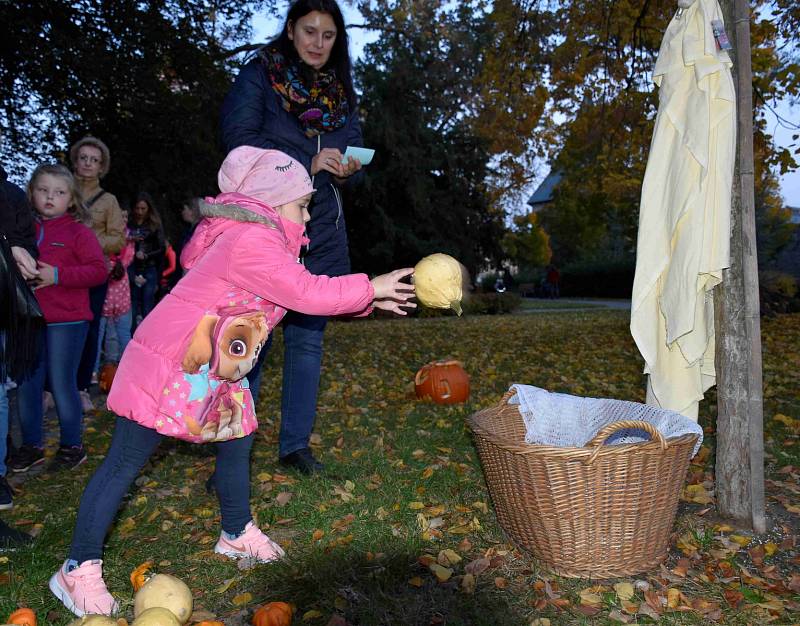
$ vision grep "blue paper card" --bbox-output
[342,146,375,165]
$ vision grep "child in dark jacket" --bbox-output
[9,164,107,474]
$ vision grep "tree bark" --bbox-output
[714,0,766,533]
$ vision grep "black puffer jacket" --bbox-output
[0,166,37,257]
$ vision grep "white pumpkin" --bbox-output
[413,253,467,315]
[133,573,193,624]
[66,616,118,626]
[131,607,182,626]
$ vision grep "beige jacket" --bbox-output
[77,176,126,255]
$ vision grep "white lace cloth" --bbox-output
[509,384,703,456]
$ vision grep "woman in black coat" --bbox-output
[220,0,366,474]
[0,164,37,545]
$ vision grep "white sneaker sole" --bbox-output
[213,542,283,563]
[49,571,118,617]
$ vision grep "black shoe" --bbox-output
[0,477,13,511]
[46,446,88,472]
[8,445,45,473]
[0,519,32,549]
[279,448,324,475]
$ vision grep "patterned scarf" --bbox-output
[260,46,349,138]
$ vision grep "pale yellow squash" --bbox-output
[413,253,467,315]
[133,574,192,624]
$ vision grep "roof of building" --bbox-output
[527,170,563,207]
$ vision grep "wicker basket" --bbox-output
[467,392,698,578]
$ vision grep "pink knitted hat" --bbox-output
[218,146,315,207]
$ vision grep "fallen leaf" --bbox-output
[608,609,631,623]
[429,563,453,582]
[231,592,253,606]
[461,573,476,594]
[529,619,550,626]
[465,557,490,576]
[303,609,324,621]
[275,491,293,506]
[666,588,680,609]
[437,549,462,567]
[312,529,324,541]
[494,577,508,589]
[408,576,424,587]
[614,582,634,601]
[579,589,603,606]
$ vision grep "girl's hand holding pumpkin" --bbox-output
[370,268,416,315]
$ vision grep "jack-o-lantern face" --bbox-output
[414,360,470,404]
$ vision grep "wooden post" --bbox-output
[715,0,766,533]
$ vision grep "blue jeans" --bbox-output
[130,266,158,331]
[94,310,133,370]
[0,384,8,476]
[77,282,108,390]
[17,323,89,448]
[247,311,327,458]
[69,417,254,562]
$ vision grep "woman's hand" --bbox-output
[33,261,56,289]
[370,268,416,315]
[11,246,39,280]
[134,274,146,287]
[333,156,363,184]
[136,250,146,260]
[311,148,346,177]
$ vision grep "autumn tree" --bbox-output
[0,0,274,235]
[515,0,797,268]
[345,0,510,276]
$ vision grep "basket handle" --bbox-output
[499,390,516,405]
[585,420,668,465]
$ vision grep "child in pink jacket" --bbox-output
[50,147,415,616]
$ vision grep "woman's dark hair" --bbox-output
[130,192,162,230]
[271,0,357,108]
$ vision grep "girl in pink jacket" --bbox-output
[10,164,107,476]
[50,147,415,617]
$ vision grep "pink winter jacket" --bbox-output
[107,192,374,443]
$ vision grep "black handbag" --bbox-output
[0,233,44,380]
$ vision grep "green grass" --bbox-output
[2,311,798,625]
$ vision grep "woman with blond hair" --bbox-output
[70,136,126,410]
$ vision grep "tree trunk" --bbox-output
[714,0,766,533]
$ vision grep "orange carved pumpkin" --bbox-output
[98,362,118,394]
[252,602,292,626]
[6,607,36,626]
[414,360,470,404]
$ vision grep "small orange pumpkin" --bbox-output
[129,560,153,591]
[6,607,36,626]
[99,362,118,394]
[252,601,293,626]
[414,360,470,404]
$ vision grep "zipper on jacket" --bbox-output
[332,185,342,230]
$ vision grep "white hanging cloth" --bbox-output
[630,0,736,420]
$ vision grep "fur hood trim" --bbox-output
[199,200,277,228]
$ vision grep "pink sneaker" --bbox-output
[214,521,286,563]
[49,559,119,617]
